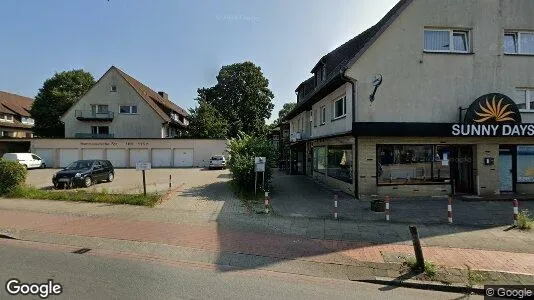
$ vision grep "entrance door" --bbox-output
[499,148,514,192]
[450,145,474,194]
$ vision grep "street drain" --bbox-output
[72,248,91,254]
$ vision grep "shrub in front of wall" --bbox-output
[227,132,276,194]
[0,158,27,194]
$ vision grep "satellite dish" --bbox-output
[372,74,383,87]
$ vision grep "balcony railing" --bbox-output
[75,110,114,121]
[74,133,114,139]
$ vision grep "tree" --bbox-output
[198,62,274,138]
[186,99,229,138]
[30,70,95,137]
[273,102,297,125]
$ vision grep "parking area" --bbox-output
[26,168,228,194]
[271,170,534,227]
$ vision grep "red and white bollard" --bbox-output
[385,195,390,221]
[264,192,270,214]
[513,199,519,226]
[334,194,338,219]
[447,196,453,224]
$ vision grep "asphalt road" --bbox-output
[0,242,481,300]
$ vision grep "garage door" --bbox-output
[106,149,127,168]
[82,149,104,160]
[173,149,194,167]
[129,149,150,167]
[59,149,79,167]
[152,149,172,167]
[34,149,55,168]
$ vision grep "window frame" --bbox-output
[505,31,534,55]
[91,126,110,135]
[517,89,534,112]
[332,96,346,120]
[320,106,326,125]
[313,108,318,127]
[110,85,117,92]
[423,28,471,53]
[119,105,138,115]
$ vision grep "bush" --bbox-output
[517,209,533,230]
[0,159,27,194]
[227,132,276,196]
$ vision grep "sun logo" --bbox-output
[474,95,515,123]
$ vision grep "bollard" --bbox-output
[513,199,519,226]
[169,174,172,190]
[264,191,270,214]
[447,196,453,224]
[334,194,338,220]
[385,195,390,221]
[409,225,425,270]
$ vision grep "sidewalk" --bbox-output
[1,209,534,280]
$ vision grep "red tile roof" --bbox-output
[0,91,33,117]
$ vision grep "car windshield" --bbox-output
[64,160,93,170]
[211,156,224,160]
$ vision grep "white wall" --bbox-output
[62,68,165,138]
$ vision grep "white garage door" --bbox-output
[129,149,150,167]
[152,149,172,167]
[59,149,79,168]
[173,149,194,167]
[34,149,55,168]
[82,149,104,160]
[106,149,127,168]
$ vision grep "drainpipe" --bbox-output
[340,68,358,197]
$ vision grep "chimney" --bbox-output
[158,91,168,100]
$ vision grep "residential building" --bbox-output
[62,66,189,139]
[286,0,534,197]
[0,91,34,138]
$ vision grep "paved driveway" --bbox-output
[271,171,534,227]
[26,168,228,194]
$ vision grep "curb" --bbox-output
[357,277,485,295]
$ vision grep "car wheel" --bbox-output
[83,176,92,188]
[53,182,59,189]
[41,163,46,169]
[108,172,114,182]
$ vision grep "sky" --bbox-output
[0,0,398,123]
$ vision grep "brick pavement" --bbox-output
[1,209,533,275]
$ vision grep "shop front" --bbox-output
[354,93,534,197]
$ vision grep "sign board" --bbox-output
[255,157,266,172]
[136,162,151,171]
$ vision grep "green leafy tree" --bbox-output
[274,102,297,125]
[186,100,229,138]
[198,62,274,138]
[30,70,95,137]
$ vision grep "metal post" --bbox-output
[142,170,147,196]
[169,174,172,190]
[262,171,265,191]
[409,225,425,270]
[254,171,258,196]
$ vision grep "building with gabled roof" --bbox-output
[0,91,34,138]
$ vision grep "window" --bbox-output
[313,109,318,127]
[377,144,451,185]
[0,114,14,122]
[517,146,534,183]
[516,89,534,111]
[327,145,353,183]
[313,147,326,173]
[320,106,326,125]
[91,126,109,135]
[91,105,109,114]
[321,66,326,81]
[504,31,534,54]
[119,105,137,114]
[424,29,470,53]
[21,117,34,125]
[111,85,117,92]
[333,97,346,119]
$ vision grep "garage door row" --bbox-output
[34,148,194,168]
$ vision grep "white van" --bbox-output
[2,153,46,169]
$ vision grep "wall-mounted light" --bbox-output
[369,74,383,102]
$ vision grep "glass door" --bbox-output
[499,148,514,192]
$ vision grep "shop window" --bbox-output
[327,145,352,183]
[517,146,534,183]
[377,144,451,185]
[504,32,534,55]
[313,146,326,174]
[424,29,470,53]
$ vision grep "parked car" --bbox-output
[1,153,45,169]
[208,155,226,170]
[52,160,114,189]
